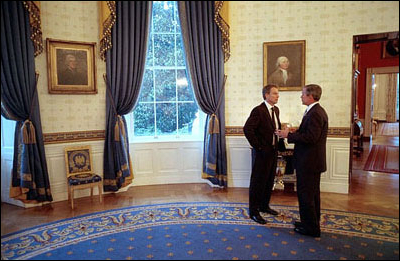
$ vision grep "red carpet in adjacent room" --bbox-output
[363,145,399,174]
[377,122,399,136]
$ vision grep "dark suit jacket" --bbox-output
[243,102,283,151]
[287,103,328,173]
[58,68,88,85]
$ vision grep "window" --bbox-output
[126,1,204,141]
[1,115,15,149]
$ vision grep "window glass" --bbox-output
[155,69,176,102]
[154,34,175,67]
[1,115,15,148]
[133,103,155,136]
[129,1,204,140]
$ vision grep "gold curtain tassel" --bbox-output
[114,118,120,141]
[208,114,220,134]
[114,115,126,141]
[21,120,36,144]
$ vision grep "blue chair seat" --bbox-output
[68,173,102,186]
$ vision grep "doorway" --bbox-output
[350,31,399,183]
[365,67,399,138]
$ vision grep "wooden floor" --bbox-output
[1,123,399,236]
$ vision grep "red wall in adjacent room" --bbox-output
[357,41,398,119]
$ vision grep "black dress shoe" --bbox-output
[260,207,279,216]
[250,214,267,224]
[294,227,320,237]
[294,221,303,228]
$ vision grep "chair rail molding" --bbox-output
[1,135,350,208]
[226,136,350,194]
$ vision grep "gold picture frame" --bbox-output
[46,38,97,94]
[263,40,305,91]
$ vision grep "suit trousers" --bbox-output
[296,170,321,233]
[249,148,278,214]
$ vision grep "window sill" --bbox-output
[130,136,204,144]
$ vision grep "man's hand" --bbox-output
[276,128,290,138]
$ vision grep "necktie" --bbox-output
[271,107,278,146]
[271,107,277,129]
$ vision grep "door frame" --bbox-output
[364,66,399,138]
[350,31,399,183]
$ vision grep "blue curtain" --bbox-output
[1,1,52,202]
[178,1,227,187]
[103,1,152,192]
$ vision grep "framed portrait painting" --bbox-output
[263,40,305,91]
[46,38,97,94]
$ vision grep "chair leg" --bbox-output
[67,185,71,203]
[98,183,102,203]
[70,187,74,209]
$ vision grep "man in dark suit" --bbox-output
[277,84,328,237]
[243,84,285,224]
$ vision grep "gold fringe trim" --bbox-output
[10,184,52,204]
[214,1,230,63]
[122,154,134,187]
[208,114,220,134]
[100,1,116,61]
[206,162,217,171]
[121,163,128,171]
[103,179,117,186]
[114,115,126,141]
[201,172,227,182]
[22,1,43,57]
[21,119,36,144]
[9,186,28,200]
[22,172,33,182]
[115,163,128,179]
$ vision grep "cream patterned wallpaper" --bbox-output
[35,1,106,133]
[225,1,399,127]
[34,2,398,133]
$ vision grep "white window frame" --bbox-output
[127,1,205,143]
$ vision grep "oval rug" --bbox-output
[1,202,398,260]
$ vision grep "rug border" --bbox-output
[2,202,399,260]
[1,202,398,239]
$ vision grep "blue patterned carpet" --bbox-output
[1,202,399,260]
